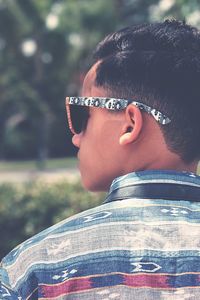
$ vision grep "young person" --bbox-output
[1,19,200,299]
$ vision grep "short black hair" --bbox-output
[93,19,200,163]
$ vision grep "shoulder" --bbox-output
[1,198,133,271]
[1,201,120,293]
[2,203,109,265]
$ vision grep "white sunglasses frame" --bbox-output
[66,96,171,134]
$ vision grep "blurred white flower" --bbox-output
[68,33,84,48]
[46,13,59,30]
[187,10,200,27]
[149,0,175,21]
[21,39,37,57]
[159,0,175,12]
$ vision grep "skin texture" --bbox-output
[72,62,199,192]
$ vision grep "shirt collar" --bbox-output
[105,170,200,204]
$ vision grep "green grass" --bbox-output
[0,157,78,171]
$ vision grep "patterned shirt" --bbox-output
[1,170,200,300]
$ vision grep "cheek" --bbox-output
[79,133,124,191]
[94,122,123,173]
[79,116,124,169]
[100,119,121,150]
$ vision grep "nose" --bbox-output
[72,132,82,148]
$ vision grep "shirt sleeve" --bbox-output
[0,263,21,300]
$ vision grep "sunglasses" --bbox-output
[65,96,171,135]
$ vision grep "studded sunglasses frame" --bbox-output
[66,96,171,135]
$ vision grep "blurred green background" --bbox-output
[0,0,200,259]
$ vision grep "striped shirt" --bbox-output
[1,170,200,299]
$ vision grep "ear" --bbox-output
[119,104,143,145]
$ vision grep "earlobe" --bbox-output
[119,132,133,145]
[119,105,143,146]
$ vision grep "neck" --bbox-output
[121,118,199,177]
[144,155,198,174]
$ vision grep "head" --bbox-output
[68,19,200,191]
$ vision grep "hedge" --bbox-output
[0,180,105,259]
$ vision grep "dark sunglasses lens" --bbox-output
[70,105,89,134]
